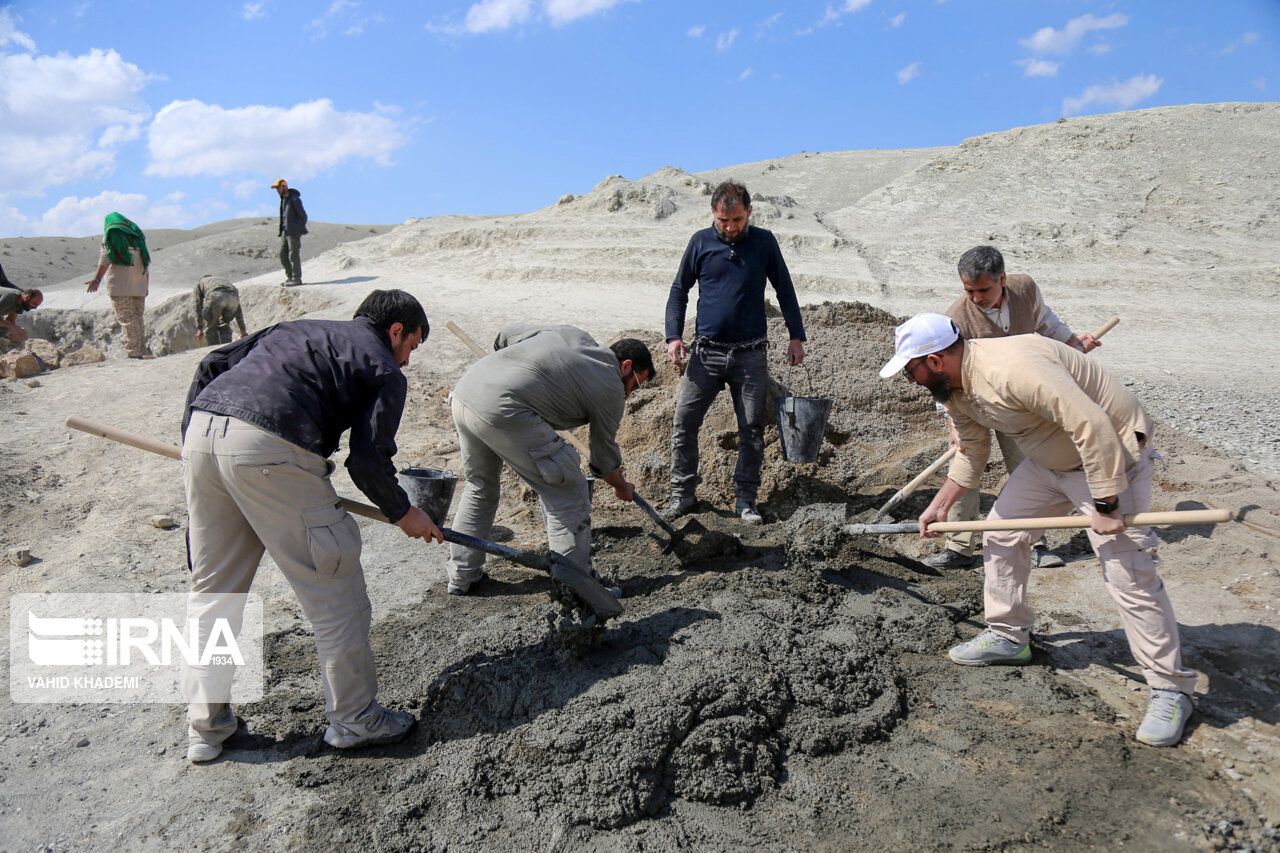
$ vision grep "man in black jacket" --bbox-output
[180,289,440,763]
[272,178,308,286]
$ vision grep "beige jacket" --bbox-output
[945,335,1153,499]
[98,245,149,298]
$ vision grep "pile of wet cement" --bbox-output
[221,301,1267,848]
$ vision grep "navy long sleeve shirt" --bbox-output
[664,225,806,344]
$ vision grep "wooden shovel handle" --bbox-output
[1092,316,1119,339]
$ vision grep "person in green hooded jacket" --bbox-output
[86,212,151,358]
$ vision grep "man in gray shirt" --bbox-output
[193,276,247,345]
[446,324,653,595]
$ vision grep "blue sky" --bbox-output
[1,0,1275,237]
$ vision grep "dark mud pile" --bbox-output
[222,302,1271,850]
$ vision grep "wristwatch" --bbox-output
[1093,498,1119,515]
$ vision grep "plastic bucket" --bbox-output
[396,467,459,523]
[776,395,832,463]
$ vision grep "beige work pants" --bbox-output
[182,412,380,743]
[943,429,1026,556]
[981,446,1197,695]
[110,295,147,357]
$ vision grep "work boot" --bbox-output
[324,704,416,750]
[663,494,696,520]
[1136,689,1193,747]
[1032,544,1065,568]
[922,548,979,570]
[736,501,763,525]
[948,628,1032,666]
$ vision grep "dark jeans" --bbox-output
[279,234,302,282]
[669,342,768,504]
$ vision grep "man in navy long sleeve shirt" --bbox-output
[664,181,806,524]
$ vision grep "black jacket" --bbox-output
[279,188,308,237]
[183,316,411,522]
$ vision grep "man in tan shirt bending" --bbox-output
[881,312,1196,747]
[925,244,1101,571]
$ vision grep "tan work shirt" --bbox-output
[944,335,1153,499]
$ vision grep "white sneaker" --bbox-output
[1136,689,1193,747]
[187,736,222,763]
[948,628,1032,666]
[324,704,416,749]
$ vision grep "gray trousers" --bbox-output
[669,343,768,503]
[448,397,592,587]
[182,412,379,744]
[279,234,302,282]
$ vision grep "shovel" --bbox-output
[846,508,1235,536]
[64,416,623,620]
[871,315,1122,522]
[445,319,683,554]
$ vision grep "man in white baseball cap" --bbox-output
[881,312,1197,748]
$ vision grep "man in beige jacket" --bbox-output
[925,245,1100,570]
[881,312,1196,747]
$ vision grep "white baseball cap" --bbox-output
[879,313,961,378]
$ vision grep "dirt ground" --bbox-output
[1,298,1277,852]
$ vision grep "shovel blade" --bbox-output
[549,555,624,619]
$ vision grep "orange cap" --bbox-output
[271,179,287,188]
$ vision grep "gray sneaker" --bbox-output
[446,572,486,596]
[324,704,416,749]
[1136,689,1193,747]
[736,502,764,525]
[922,549,979,570]
[948,628,1032,666]
[1032,544,1065,568]
[663,494,696,520]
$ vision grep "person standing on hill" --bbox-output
[86,212,151,359]
[922,244,1101,571]
[663,180,806,525]
[194,276,248,345]
[272,178,308,286]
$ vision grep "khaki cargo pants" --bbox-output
[181,412,380,744]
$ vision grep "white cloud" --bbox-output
[1221,32,1260,55]
[465,0,532,33]
[687,24,705,38]
[307,0,369,39]
[716,28,739,52]
[1087,43,1111,55]
[145,99,409,179]
[759,12,783,34]
[888,12,905,28]
[0,46,153,196]
[1018,58,1060,78]
[545,0,632,26]
[22,190,194,238]
[1253,77,1267,92]
[739,68,753,81]
[1019,13,1128,55]
[1061,74,1162,116]
[897,61,921,84]
[0,8,37,51]
[242,3,265,20]
[799,0,871,35]
[233,180,261,200]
